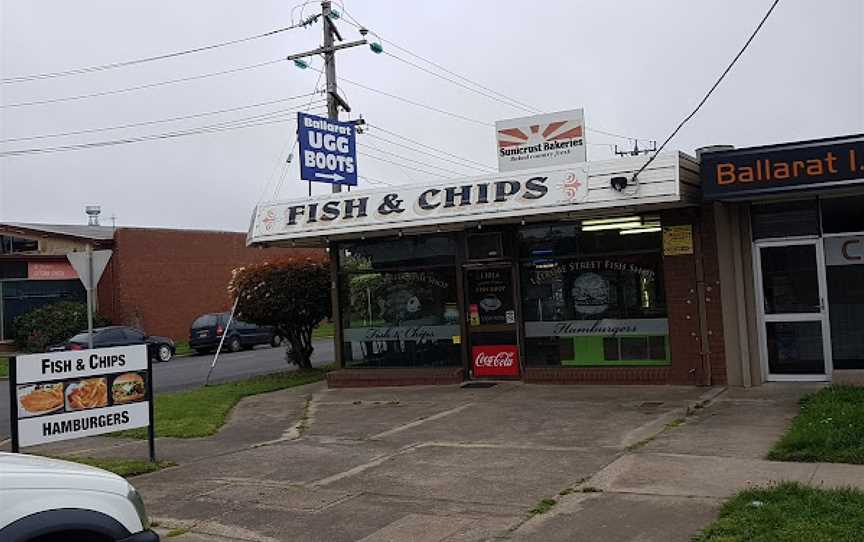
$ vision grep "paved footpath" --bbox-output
[17,382,864,542]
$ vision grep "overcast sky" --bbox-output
[1,0,862,231]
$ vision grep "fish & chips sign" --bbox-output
[251,166,589,244]
[9,345,153,452]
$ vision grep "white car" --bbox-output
[0,453,158,542]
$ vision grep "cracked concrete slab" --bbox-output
[93,381,800,542]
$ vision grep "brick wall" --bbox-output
[660,207,728,386]
[699,204,728,385]
[104,228,324,340]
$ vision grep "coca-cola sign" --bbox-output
[472,345,520,378]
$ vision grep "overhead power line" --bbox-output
[366,123,495,170]
[1,58,286,109]
[359,142,477,177]
[303,67,491,128]
[1,17,319,84]
[363,128,494,172]
[336,9,653,143]
[0,92,320,143]
[382,51,536,114]
[358,151,457,180]
[337,9,540,114]
[631,0,781,182]
[359,174,396,187]
[0,102,326,157]
[364,132,492,173]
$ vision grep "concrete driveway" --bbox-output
[127,382,720,542]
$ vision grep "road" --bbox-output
[0,339,335,442]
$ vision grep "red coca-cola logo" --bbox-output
[472,345,520,377]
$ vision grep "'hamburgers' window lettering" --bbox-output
[519,223,669,367]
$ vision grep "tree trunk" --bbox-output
[283,327,314,369]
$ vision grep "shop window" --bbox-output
[751,200,819,240]
[466,232,503,260]
[827,254,864,370]
[519,221,660,260]
[821,196,864,234]
[340,269,460,368]
[520,223,669,367]
[0,236,38,254]
[339,234,458,271]
[0,262,27,279]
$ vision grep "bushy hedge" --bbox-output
[14,301,110,352]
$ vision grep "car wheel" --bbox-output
[228,336,242,353]
[271,334,283,347]
[157,344,173,362]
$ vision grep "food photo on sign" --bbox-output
[17,383,65,418]
[112,372,147,404]
[65,378,109,411]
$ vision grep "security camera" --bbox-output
[359,27,369,36]
[610,176,628,192]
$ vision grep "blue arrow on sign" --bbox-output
[298,112,358,186]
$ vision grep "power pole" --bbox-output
[322,1,340,194]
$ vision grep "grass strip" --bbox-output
[0,357,8,378]
[173,341,193,357]
[51,456,175,478]
[694,482,864,541]
[312,322,334,339]
[528,498,558,517]
[767,386,864,464]
[115,367,331,439]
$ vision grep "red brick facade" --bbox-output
[97,228,323,341]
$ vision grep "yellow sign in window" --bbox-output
[663,225,694,256]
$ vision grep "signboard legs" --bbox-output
[86,249,95,349]
[9,356,18,453]
[147,354,156,463]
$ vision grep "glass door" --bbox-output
[755,239,831,381]
[464,265,521,379]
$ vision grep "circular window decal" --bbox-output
[571,273,609,315]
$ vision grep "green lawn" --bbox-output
[694,482,864,542]
[173,341,193,357]
[50,456,175,478]
[0,357,8,378]
[767,386,864,464]
[116,367,332,439]
[312,322,334,339]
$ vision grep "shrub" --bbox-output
[229,257,330,369]
[14,301,110,352]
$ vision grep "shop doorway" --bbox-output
[464,265,521,379]
[754,239,831,381]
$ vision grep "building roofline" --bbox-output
[699,132,864,158]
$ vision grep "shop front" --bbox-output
[704,134,864,385]
[249,152,727,387]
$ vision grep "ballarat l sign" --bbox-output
[496,109,587,172]
[298,112,358,186]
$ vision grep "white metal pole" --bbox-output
[205,297,239,386]
[86,248,94,349]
